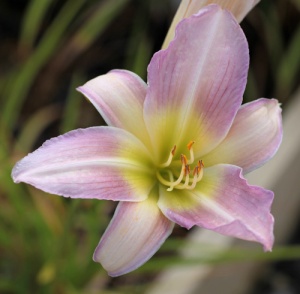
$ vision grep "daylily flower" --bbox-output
[12,5,282,277]
[163,0,261,48]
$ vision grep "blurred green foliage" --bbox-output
[0,0,299,293]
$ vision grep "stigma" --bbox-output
[157,141,204,191]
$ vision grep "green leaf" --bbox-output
[19,0,54,49]
[2,0,86,130]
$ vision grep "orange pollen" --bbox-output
[198,160,204,169]
[181,154,188,165]
[184,165,190,175]
[171,145,177,156]
[187,140,195,150]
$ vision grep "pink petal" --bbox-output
[77,70,151,146]
[158,164,274,251]
[144,5,249,161]
[202,99,282,173]
[93,195,174,276]
[163,1,260,49]
[12,127,154,201]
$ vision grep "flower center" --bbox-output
[156,141,204,191]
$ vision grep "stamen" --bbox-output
[174,165,190,190]
[171,145,177,156]
[156,141,205,192]
[197,160,204,181]
[156,171,173,187]
[185,166,199,190]
[187,141,195,164]
[180,163,203,190]
[181,154,187,165]
[167,154,187,191]
[198,160,204,168]
[166,170,174,183]
[159,145,176,168]
[193,165,199,176]
[187,141,195,150]
[183,171,190,188]
[185,164,190,175]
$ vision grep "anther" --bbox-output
[187,141,195,150]
[184,165,190,175]
[171,145,176,156]
[181,154,187,164]
[187,141,195,164]
[197,160,204,181]
[198,160,204,169]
